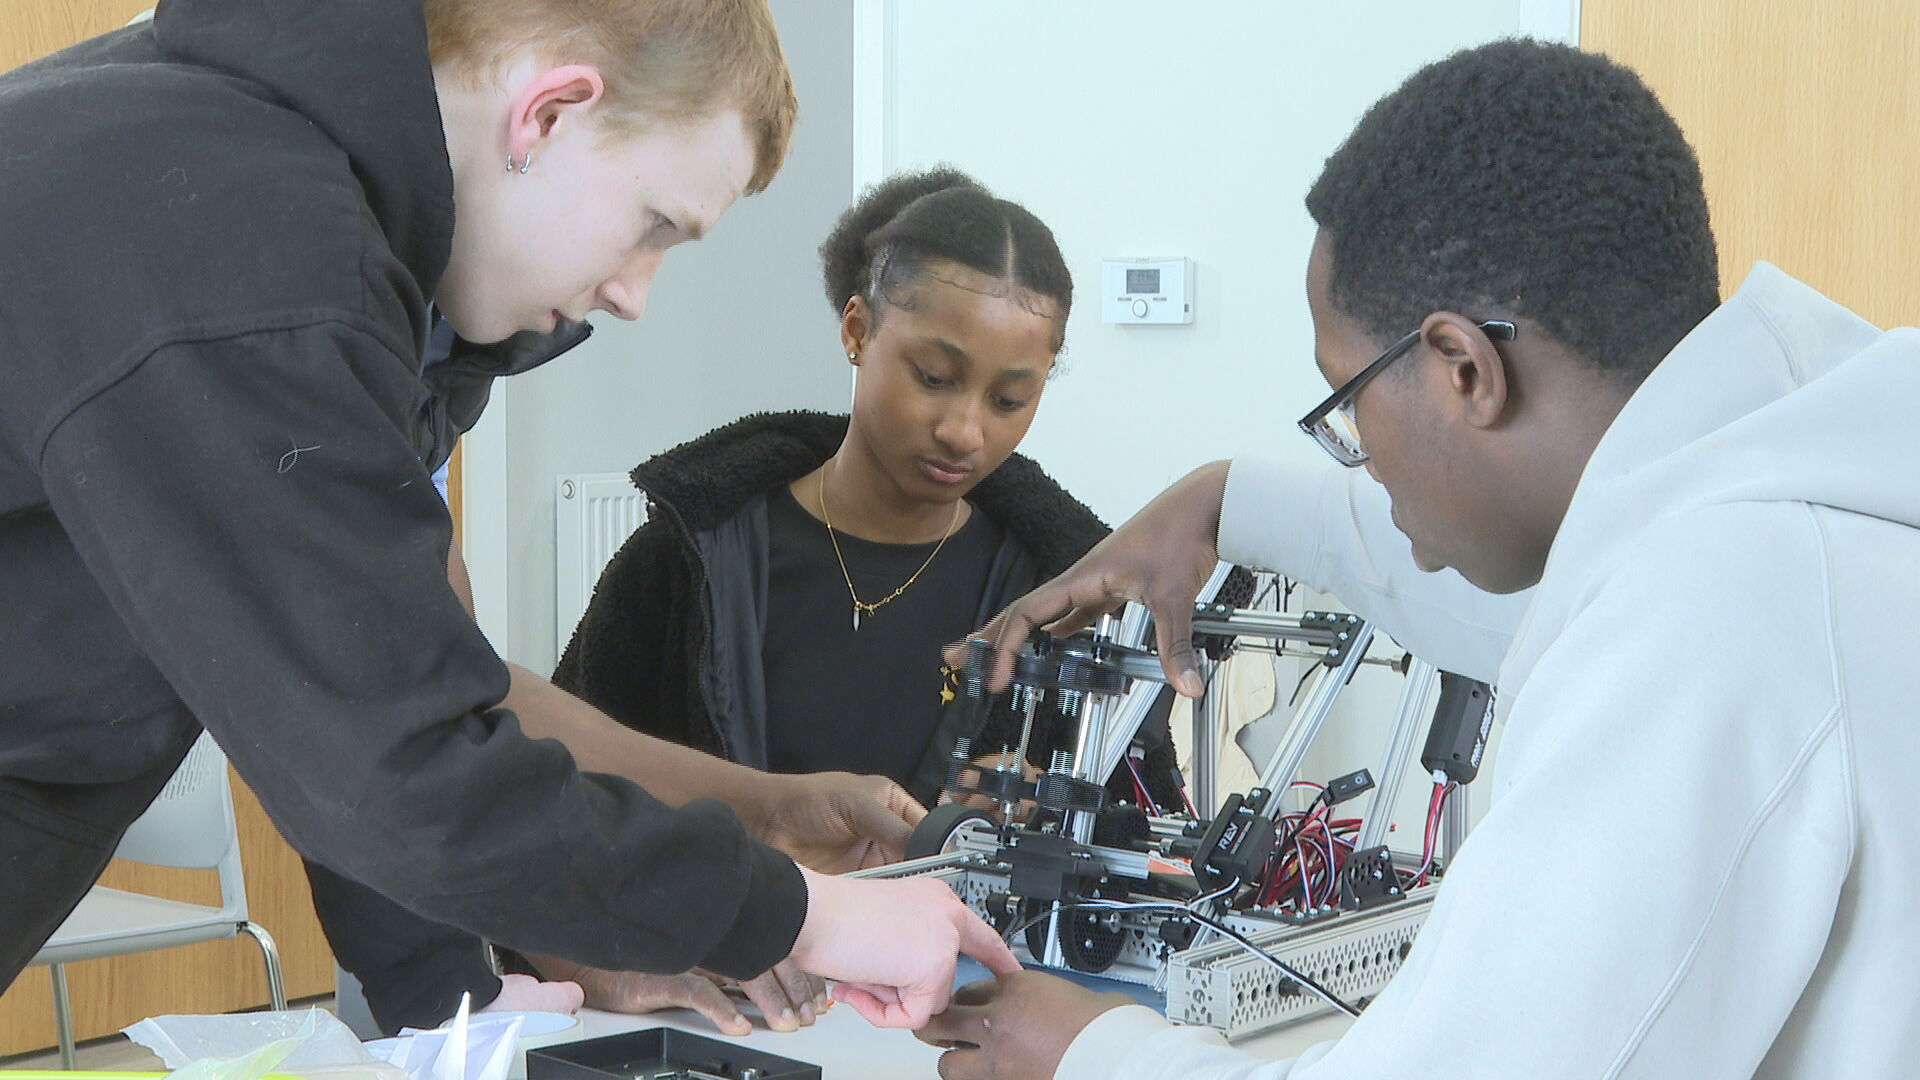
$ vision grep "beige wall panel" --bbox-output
[1585,0,1920,328]
[0,0,153,73]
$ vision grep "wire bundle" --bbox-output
[1410,777,1460,887]
[1253,778,1457,911]
[1255,782,1351,909]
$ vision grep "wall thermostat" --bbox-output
[1102,257,1193,325]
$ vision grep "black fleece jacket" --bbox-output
[0,0,798,985]
[551,411,1184,808]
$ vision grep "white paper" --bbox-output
[363,993,524,1080]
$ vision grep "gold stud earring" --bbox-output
[848,350,858,360]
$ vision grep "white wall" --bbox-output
[465,0,857,673]
[886,0,1577,522]
[468,0,1575,829]
[883,0,1576,831]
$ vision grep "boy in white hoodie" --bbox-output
[921,38,1920,1080]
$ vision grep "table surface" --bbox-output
[557,975,1355,1079]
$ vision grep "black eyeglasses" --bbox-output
[1296,319,1517,466]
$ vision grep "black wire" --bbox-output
[1180,908,1363,1018]
[1270,788,1330,867]
[1287,661,1319,708]
[1250,573,1279,611]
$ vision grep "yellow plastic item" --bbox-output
[0,1074,310,1080]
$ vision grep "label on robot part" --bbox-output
[1147,854,1196,878]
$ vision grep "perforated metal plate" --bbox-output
[1166,890,1435,1037]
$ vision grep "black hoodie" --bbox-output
[0,0,800,986]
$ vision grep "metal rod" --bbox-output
[51,963,75,1071]
[1094,680,1160,785]
[1003,685,1041,821]
[1191,608,1347,646]
[1356,659,1438,851]
[1233,643,1408,670]
[1070,690,1104,783]
[1255,621,1375,795]
[1189,656,1219,816]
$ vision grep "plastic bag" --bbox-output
[124,1008,376,1074]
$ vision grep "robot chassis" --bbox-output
[853,572,1493,1039]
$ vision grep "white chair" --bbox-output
[28,731,285,1068]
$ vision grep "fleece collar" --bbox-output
[630,410,1108,578]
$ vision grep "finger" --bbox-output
[915,1001,988,1045]
[949,977,1000,1008]
[943,613,1003,670]
[954,906,1023,976]
[484,973,584,1015]
[679,977,753,1037]
[840,979,933,1028]
[1150,586,1205,697]
[888,992,935,1029]
[890,781,930,827]
[845,783,916,861]
[987,575,1139,691]
[738,970,803,1031]
[770,962,821,1025]
[832,983,899,1027]
[1037,595,1127,637]
[936,1047,986,1080]
[983,596,1058,692]
[832,980,899,1006]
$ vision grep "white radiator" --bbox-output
[554,472,648,658]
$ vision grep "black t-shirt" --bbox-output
[761,484,1004,788]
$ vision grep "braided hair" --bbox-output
[819,166,1072,352]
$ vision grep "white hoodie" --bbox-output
[1057,264,1920,1079]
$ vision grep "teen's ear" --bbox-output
[840,295,874,365]
[1420,312,1510,430]
[505,64,606,163]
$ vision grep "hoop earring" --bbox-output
[505,152,533,174]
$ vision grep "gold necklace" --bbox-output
[819,461,962,631]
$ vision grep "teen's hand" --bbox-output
[790,867,1020,1028]
[755,772,926,872]
[951,461,1230,698]
[527,955,828,1036]
[917,972,1133,1080]
[476,972,584,1016]
[940,756,1038,815]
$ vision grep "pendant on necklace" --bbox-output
[852,605,861,632]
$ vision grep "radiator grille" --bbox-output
[555,473,647,658]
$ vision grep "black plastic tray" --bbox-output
[526,1027,822,1080]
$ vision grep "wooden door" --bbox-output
[0,3,336,1054]
[1584,0,1920,329]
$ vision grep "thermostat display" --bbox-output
[1102,257,1193,325]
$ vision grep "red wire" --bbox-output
[1122,756,1161,815]
[1411,781,1455,888]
